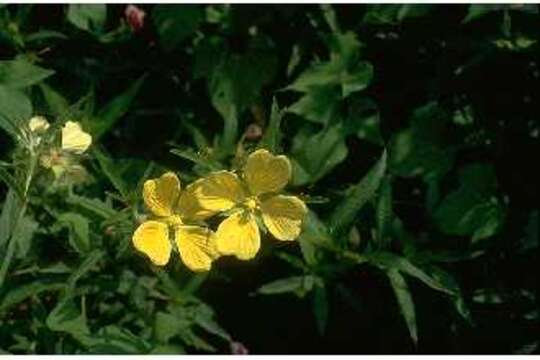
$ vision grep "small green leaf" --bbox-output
[46,297,90,338]
[0,280,65,313]
[257,275,314,295]
[291,124,348,186]
[258,98,284,153]
[93,147,129,198]
[0,168,24,201]
[434,164,505,242]
[376,177,393,248]
[387,269,417,345]
[56,213,91,254]
[312,281,329,335]
[0,58,55,89]
[153,5,203,51]
[368,252,456,296]
[92,74,146,140]
[39,83,70,118]
[67,4,107,33]
[330,150,387,232]
[0,86,32,134]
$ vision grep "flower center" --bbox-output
[243,197,258,211]
[165,215,183,227]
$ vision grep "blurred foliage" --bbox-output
[0,3,538,354]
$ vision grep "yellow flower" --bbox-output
[61,121,92,154]
[28,116,50,133]
[192,149,308,260]
[132,172,219,271]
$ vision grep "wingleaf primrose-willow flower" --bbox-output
[132,172,220,271]
[61,121,92,154]
[191,149,308,260]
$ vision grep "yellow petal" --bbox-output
[61,121,92,154]
[216,212,260,260]
[143,172,181,217]
[132,221,171,266]
[244,149,291,196]
[29,116,50,133]
[177,183,216,221]
[189,171,246,213]
[175,225,219,272]
[260,195,307,241]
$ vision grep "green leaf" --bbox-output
[56,213,91,254]
[298,210,331,265]
[0,280,66,313]
[155,311,186,344]
[291,124,348,186]
[39,83,70,118]
[89,326,151,354]
[258,98,284,153]
[462,4,501,23]
[390,102,454,182]
[387,269,417,345]
[330,150,387,232]
[0,190,23,248]
[312,282,329,335]
[0,86,32,134]
[0,168,24,201]
[93,147,129,198]
[92,74,146,140]
[67,4,107,33]
[288,87,341,126]
[66,249,104,292]
[368,252,457,296]
[376,177,393,248]
[0,58,55,89]
[13,215,38,259]
[67,195,118,219]
[434,164,505,242]
[257,275,314,296]
[153,5,203,51]
[46,297,90,338]
[346,97,382,145]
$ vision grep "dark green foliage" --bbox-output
[0,4,538,355]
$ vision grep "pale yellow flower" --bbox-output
[132,172,220,271]
[28,116,50,133]
[61,121,92,154]
[192,149,308,260]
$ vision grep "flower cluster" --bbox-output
[132,149,308,271]
[27,116,93,184]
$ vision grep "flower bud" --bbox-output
[125,5,146,32]
[244,123,263,141]
[230,341,249,355]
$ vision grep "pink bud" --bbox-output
[125,5,146,32]
[244,123,263,141]
[230,341,249,355]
